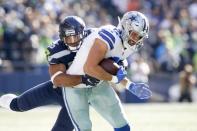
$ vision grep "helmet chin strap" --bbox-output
[67,42,82,52]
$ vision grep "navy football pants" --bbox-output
[10,80,74,131]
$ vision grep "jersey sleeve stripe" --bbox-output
[101,29,115,43]
[109,57,120,63]
[98,31,114,50]
[48,50,70,62]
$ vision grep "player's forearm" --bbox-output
[53,73,82,87]
[84,65,112,81]
[49,64,82,87]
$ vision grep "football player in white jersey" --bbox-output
[52,11,152,131]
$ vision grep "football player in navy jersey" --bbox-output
[0,16,99,131]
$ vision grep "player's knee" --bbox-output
[114,124,130,131]
[108,103,128,127]
[68,109,92,131]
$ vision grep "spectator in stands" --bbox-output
[128,54,150,83]
[178,64,196,102]
[0,0,196,76]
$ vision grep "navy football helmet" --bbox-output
[59,16,86,51]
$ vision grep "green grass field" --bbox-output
[0,103,197,131]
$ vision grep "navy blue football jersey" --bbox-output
[46,40,76,69]
[45,28,94,68]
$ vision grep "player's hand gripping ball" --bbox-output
[99,59,119,75]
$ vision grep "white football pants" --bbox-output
[63,41,129,131]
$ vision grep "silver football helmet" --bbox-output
[117,11,149,51]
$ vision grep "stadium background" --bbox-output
[0,0,197,130]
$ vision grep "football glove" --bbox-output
[111,66,127,84]
[128,82,152,99]
[81,74,100,86]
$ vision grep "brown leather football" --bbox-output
[99,58,119,75]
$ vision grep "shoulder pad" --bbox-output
[84,28,98,37]
[45,39,70,64]
[100,25,116,30]
[98,25,118,50]
[47,39,67,56]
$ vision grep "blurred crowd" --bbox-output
[0,0,196,75]
[0,0,118,71]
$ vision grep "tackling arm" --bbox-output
[49,63,82,87]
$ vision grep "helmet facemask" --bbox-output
[63,28,84,52]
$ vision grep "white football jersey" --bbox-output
[66,25,134,88]
[96,25,134,61]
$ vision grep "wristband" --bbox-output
[125,80,132,90]
[110,75,118,83]
[51,71,63,83]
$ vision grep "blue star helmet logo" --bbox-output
[129,15,137,21]
[128,14,140,26]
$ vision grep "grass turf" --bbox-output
[0,103,197,131]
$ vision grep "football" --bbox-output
[99,58,119,75]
